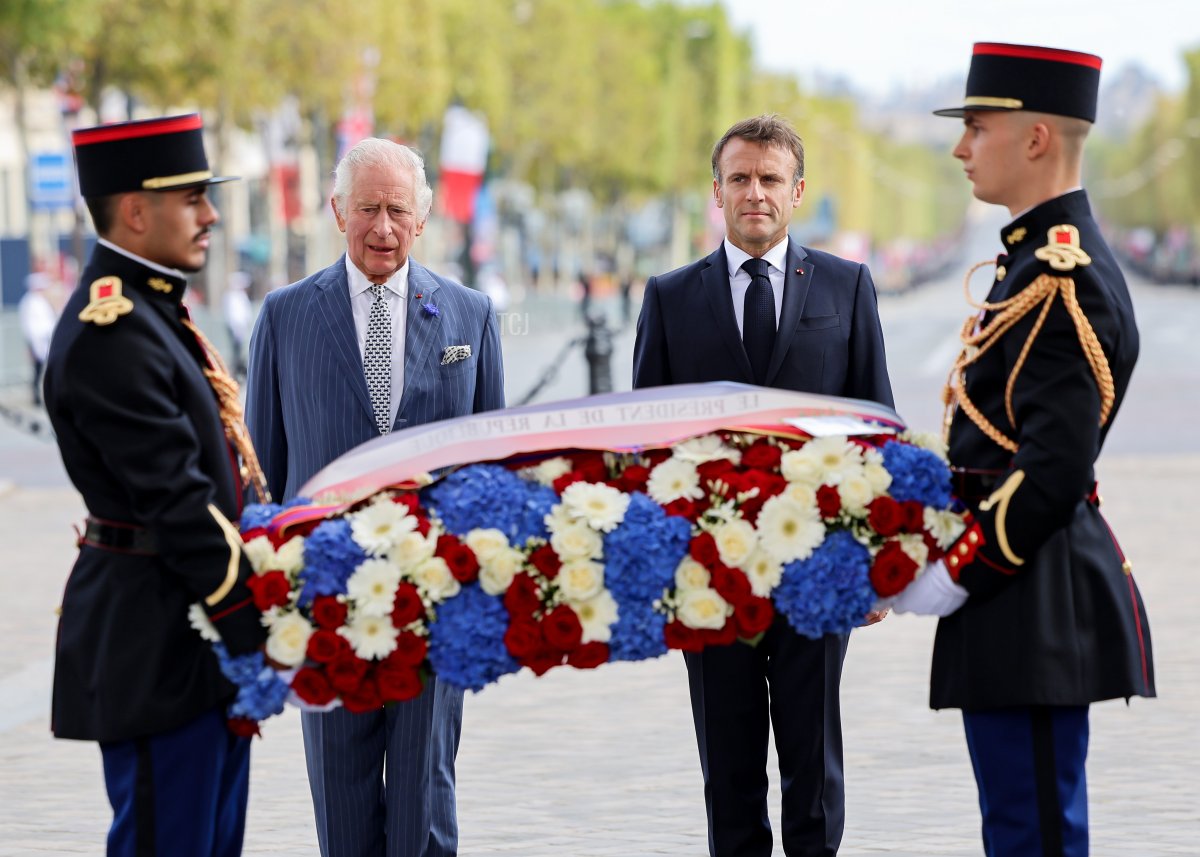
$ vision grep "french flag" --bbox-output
[439,105,489,224]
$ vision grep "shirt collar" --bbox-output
[98,237,188,280]
[346,256,409,299]
[724,237,790,278]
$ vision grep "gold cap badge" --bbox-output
[147,277,174,294]
[78,276,134,326]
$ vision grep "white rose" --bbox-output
[390,530,436,569]
[273,537,306,574]
[779,450,823,487]
[674,557,711,591]
[574,590,620,643]
[465,528,510,562]
[550,521,604,561]
[898,533,930,568]
[265,611,314,667]
[862,461,893,496]
[676,588,731,630]
[410,557,461,602]
[740,549,784,597]
[902,430,948,459]
[924,507,967,549]
[784,481,817,508]
[557,559,605,602]
[839,474,874,515]
[479,546,525,596]
[530,456,574,486]
[673,434,742,465]
[244,535,303,575]
[713,519,758,568]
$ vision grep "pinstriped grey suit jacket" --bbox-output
[245,255,505,503]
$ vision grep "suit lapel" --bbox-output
[702,246,755,382]
[396,262,442,423]
[314,257,375,422]
[765,244,814,385]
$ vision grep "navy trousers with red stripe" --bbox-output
[963,705,1089,857]
[100,706,250,857]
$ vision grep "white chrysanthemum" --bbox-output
[574,590,620,643]
[524,456,574,486]
[839,474,874,515]
[673,434,742,465]
[676,588,731,630]
[902,430,949,459]
[265,611,314,667]
[756,495,825,564]
[339,614,399,660]
[646,458,704,505]
[390,530,437,569]
[713,519,758,568]
[479,546,525,596]
[557,559,605,602]
[188,603,221,642]
[410,557,461,602]
[465,528,510,562]
[783,481,818,509]
[349,500,417,556]
[674,557,711,592]
[898,533,930,568]
[924,507,967,549]
[543,503,574,534]
[782,437,863,486]
[550,521,604,560]
[561,482,629,533]
[243,535,305,575]
[740,549,784,597]
[862,460,893,496]
[346,558,403,617]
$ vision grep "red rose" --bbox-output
[246,570,291,611]
[923,531,945,563]
[664,498,698,520]
[742,441,782,470]
[867,496,904,537]
[615,464,650,494]
[413,515,432,537]
[690,532,720,569]
[291,667,337,706]
[697,458,737,485]
[391,492,420,514]
[437,535,479,583]
[644,449,671,467]
[573,454,608,483]
[311,595,348,630]
[523,648,565,676]
[901,501,926,534]
[710,564,753,608]
[285,519,321,541]
[567,641,609,670]
[817,485,842,519]
[664,621,705,652]
[504,573,542,618]
[700,621,738,647]
[528,544,562,579]
[552,471,585,493]
[542,605,584,651]
[734,597,775,638]
[869,540,919,597]
[391,582,425,627]
[504,620,544,659]
[306,628,349,663]
[376,664,424,703]
[226,717,261,738]
[386,631,428,667]
[341,675,383,713]
[326,653,370,694]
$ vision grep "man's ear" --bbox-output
[331,197,347,232]
[118,192,150,235]
[713,178,724,208]
[1027,121,1052,160]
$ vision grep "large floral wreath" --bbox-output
[195,384,965,729]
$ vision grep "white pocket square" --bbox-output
[441,344,472,365]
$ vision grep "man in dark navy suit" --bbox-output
[44,114,267,856]
[633,114,893,857]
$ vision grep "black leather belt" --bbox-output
[81,517,158,554]
[950,467,1003,501]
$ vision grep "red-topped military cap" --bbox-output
[934,42,1102,122]
[72,113,238,197]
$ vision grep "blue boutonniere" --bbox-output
[423,302,440,318]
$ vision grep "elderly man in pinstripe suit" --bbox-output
[246,137,505,857]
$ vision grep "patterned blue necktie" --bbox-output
[741,257,776,385]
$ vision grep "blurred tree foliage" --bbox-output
[3,0,965,243]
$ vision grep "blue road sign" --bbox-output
[30,152,74,210]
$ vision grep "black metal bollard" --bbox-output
[584,311,614,395]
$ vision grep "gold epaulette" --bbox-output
[78,277,134,326]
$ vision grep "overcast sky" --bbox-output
[720,0,1200,96]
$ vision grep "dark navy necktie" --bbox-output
[741,257,776,384]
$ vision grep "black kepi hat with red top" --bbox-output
[72,113,238,198]
[934,42,1102,122]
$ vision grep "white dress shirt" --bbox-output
[347,257,408,427]
[724,237,788,335]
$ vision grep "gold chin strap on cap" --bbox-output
[942,261,1115,453]
[181,318,271,503]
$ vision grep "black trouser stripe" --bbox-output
[1030,707,1064,857]
[134,739,157,857]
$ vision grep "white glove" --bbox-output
[890,561,969,617]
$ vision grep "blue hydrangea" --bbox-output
[881,440,952,508]
[424,465,554,546]
[427,583,520,691]
[773,530,875,638]
[213,643,290,721]
[297,519,366,606]
[602,492,691,661]
[240,503,281,531]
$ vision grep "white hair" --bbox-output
[332,137,433,221]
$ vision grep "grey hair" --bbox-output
[332,138,434,221]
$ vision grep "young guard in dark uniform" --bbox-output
[44,114,269,857]
[892,43,1156,857]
